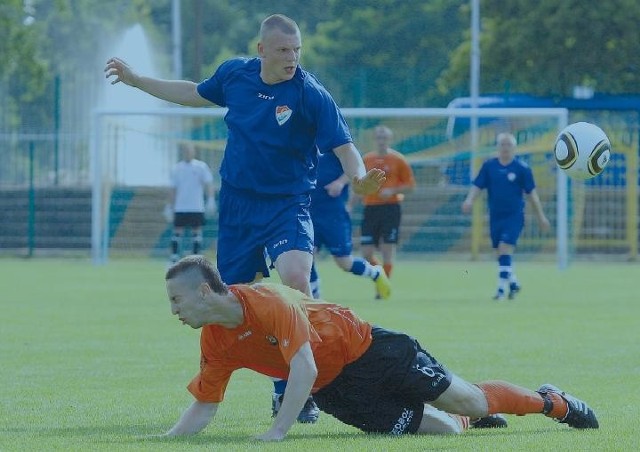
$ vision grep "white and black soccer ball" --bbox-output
[554,122,611,180]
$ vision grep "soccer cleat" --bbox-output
[537,384,599,429]
[508,283,521,300]
[373,266,391,300]
[492,290,505,301]
[272,393,320,424]
[471,413,508,428]
[297,396,320,423]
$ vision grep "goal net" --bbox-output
[91,107,575,265]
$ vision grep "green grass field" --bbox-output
[1,257,638,451]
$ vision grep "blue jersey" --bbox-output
[311,150,349,210]
[197,57,352,195]
[473,157,536,217]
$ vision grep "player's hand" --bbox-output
[255,429,286,442]
[539,216,551,232]
[104,57,138,86]
[351,168,386,196]
[205,197,217,217]
[461,200,473,214]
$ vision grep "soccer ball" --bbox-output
[554,122,611,179]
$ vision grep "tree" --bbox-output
[305,0,467,107]
[438,0,640,98]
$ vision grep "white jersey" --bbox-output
[170,159,214,213]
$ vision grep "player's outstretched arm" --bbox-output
[104,57,212,107]
[256,342,317,441]
[165,400,218,436]
[333,143,385,195]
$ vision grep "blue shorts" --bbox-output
[489,213,524,248]
[216,183,314,284]
[312,204,353,257]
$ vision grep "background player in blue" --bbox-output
[105,13,384,424]
[309,150,391,300]
[461,133,550,300]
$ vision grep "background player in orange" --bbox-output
[357,125,416,297]
[161,255,598,442]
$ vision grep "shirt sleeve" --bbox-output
[186,332,235,403]
[304,80,352,152]
[473,161,489,189]
[196,59,244,107]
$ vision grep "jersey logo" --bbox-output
[266,335,279,346]
[275,106,292,126]
[507,172,516,182]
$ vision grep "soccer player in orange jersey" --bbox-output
[162,255,598,441]
[357,125,416,298]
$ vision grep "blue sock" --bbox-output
[273,379,287,395]
[497,255,512,292]
[349,258,366,275]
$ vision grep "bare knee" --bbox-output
[415,405,462,435]
[432,375,489,419]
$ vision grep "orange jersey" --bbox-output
[187,283,373,403]
[362,150,415,205]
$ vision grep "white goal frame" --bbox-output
[90,107,569,266]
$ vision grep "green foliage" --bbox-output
[1,258,638,451]
[440,0,640,97]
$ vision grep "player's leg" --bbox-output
[190,212,205,255]
[264,195,319,422]
[496,242,515,299]
[489,217,508,300]
[170,223,185,264]
[431,375,598,429]
[415,404,465,434]
[360,205,379,266]
[379,203,401,279]
[309,252,321,299]
[503,215,524,299]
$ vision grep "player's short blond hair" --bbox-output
[260,14,300,39]
[496,132,517,146]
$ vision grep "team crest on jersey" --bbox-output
[275,105,292,126]
[266,335,279,346]
[507,172,516,182]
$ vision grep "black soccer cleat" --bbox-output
[537,384,599,429]
[272,393,320,424]
[471,413,508,428]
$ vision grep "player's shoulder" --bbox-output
[513,157,531,170]
[216,57,260,77]
[388,148,409,161]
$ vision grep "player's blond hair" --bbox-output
[260,14,300,39]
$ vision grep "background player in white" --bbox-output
[165,141,216,264]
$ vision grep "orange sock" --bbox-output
[383,263,393,278]
[476,380,568,419]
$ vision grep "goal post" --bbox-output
[90,107,569,266]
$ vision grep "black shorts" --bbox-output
[360,204,401,246]
[174,212,205,228]
[313,327,452,435]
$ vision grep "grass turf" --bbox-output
[1,257,638,451]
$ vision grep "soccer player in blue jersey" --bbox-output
[309,150,391,300]
[462,133,550,300]
[105,13,384,424]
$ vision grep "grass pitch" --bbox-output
[1,257,638,451]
